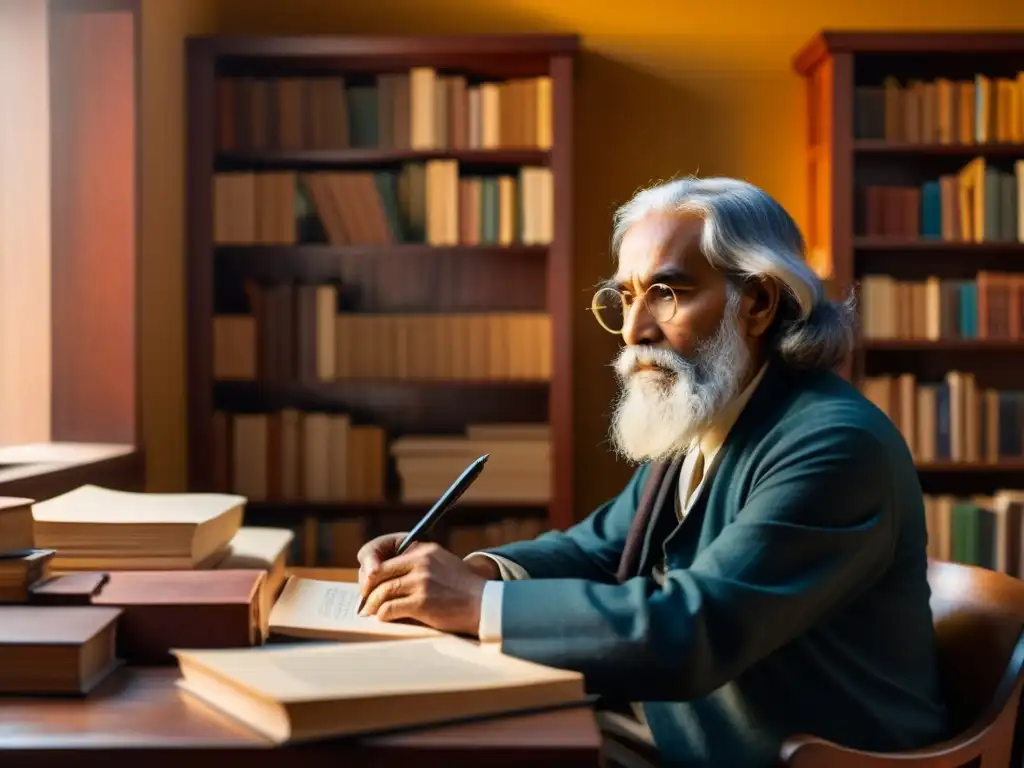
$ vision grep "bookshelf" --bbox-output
[794,31,1024,572]
[186,35,578,567]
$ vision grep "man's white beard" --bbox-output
[609,290,752,464]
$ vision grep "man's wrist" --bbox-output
[464,553,502,580]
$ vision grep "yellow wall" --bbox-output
[141,0,1024,514]
[140,0,217,491]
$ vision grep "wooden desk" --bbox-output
[0,663,600,767]
[0,570,600,765]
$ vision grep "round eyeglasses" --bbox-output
[590,283,679,334]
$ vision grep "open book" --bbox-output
[173,635,586,743]
[268,575,444,641]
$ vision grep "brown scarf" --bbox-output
[615,458,683,583]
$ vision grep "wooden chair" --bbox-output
[780,559,1024,767]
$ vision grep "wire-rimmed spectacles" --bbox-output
[590,283,680,334]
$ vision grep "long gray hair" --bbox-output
[611,176,855,371]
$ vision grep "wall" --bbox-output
[142,0,1024,513]
[0,0,50,446]
[139,0,217,490]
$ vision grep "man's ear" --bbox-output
[741,278,780,338]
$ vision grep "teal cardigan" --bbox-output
[486,360,948,767]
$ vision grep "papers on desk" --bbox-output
[268,575,443,641]
[173,574,587,744]
[172,636,586,743]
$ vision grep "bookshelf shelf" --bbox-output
[917,461,1024,472]
[216,148,550,170]
[217,243,549,258]
[188,34,578,568]
[213,379,550,433]
[216,244,548,285]
[854,140,1024,156]
[863,340,1024,352]
[244,500,548,523]
[854,238,1024,252]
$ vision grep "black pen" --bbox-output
[356,453,489,614]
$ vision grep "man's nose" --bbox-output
[622,298,662,346]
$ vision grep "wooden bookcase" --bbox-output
[185,35,578,567]
[793,31,1024,569]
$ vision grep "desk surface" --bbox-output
[0,569,601,765]
[0,662,600,767]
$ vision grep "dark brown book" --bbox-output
[266,411,284,501]
[30,571,108,606]
[276,283,295,380]
[91,569,265,664]
[217,527,295,641]
[0,605,122,694]
[0,549,56,603]
[295,284,319,381]
[0,497,36,555]
[216,77,235,151]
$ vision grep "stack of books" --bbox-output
[0,494,122,694]
[0,484,586,745]
[0,485,297,692]
[392,423,551,503]
[0,497,52,602]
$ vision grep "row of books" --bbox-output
[391,424,551,504]
[857,158,1022,241]
[861,372,1024,463]
[215,411,552,505]
[858,273,1024,341]
[853,73,1023,144]
[214,302,552,382]
[213,164,555,246]
[925,491,1024,576]
[215,71,553,152]
[289,515,547,569]
[216,411,387,504]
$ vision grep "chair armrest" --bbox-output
[596,711,660,768]
[780,733,984,768]
[781,629,1024,768]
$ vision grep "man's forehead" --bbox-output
[615,212,704,283]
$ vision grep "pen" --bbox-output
[356,453,489,614]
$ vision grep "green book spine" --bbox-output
[983,167,1000,242]
[346,86,379,148]
[951,503,979,565]
[977,508,996,571]
[481,178,499,244]
[374,171,405,242]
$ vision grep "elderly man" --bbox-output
[357,177,948,766]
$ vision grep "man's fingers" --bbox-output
[355,541,381,570]
[375,596,421,624]
[356,533,409,570]
[361,550,422,596]
[360,574,410,617]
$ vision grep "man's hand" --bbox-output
[355,534,491,637]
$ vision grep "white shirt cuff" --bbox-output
[478,580,504,643]
[465,552,530,642]
[467,551,531,581]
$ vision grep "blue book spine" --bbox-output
[921,181,942,238]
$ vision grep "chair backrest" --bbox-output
[779,561,1024,767]
[927,559,1024,754]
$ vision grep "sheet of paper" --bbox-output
[268,576,442,639]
